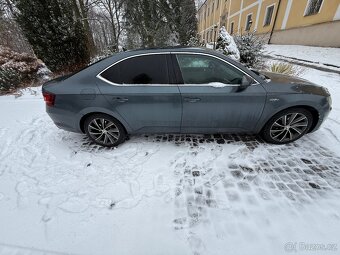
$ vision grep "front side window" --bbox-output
[305,0,323,16]
[176,54,246,85]
[264,5,275,26]
[100,54,169,85]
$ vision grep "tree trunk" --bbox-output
[77,0,96,56]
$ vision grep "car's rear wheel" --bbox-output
[84,114,126,147]
[261,108,313,144]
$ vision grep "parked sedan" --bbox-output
[42,47,332,147]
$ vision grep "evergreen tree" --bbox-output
[178,0,198,45]
[14,0,90,72]
[186,34,202,47]
[161,0,198,45]
[233,31,266,68]
[216,26,240,61]
[124,0,198,48]
[124,0,172,48]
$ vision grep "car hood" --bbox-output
[261,71,314,85]
[261,71,329,96]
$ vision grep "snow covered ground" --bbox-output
[264,44,340,71]
[1,62,340,254]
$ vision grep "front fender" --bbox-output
[254,93,325,133]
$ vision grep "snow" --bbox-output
[216,26,240,61]
[208,82,235,87]
[1,56,340,254]
[264,44,340,70]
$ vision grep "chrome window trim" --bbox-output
[96,51,260,87]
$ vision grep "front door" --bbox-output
[173,53,266,133]
[97,54,182,133]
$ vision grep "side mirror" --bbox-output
[240,75,252,90]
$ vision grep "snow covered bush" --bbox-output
[267,62,305,76]
[233,31,266,68]
[186,35,203,47]
[0,67,22,92]
[0,46,51,93]
[216,26,240,61]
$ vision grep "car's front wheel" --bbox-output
[261,108,313,144]
[84,114,126,147]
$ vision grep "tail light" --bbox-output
[43,92,55,107]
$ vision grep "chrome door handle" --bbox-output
[184,97,201,103]
[113,97,129,103]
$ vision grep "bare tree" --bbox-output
[97,0,125,51]
[0,0,32,53]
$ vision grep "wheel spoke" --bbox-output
[108,127,119,133]
[108,131,119,140]
[92,119,101,129]
[106,133,115,143]
[89,124,102,132]
[280,130,289,141]
[103,134,109,144]
[273,122,285,128]
[288,113,298,125]
[272,129,286,139]
[291,123,308,128]
[100,119,106,129]
[287,129,293,140]
[271,128,285,134]
[291,127,302,134]
[89,131,102,135]
[95,133,104,141]
[291,116,307,125]
[105,122,116,129]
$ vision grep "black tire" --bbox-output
[261,108,313,144]
[84,113,127,147]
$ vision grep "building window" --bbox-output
[230,22,234,34]
[264,5,275,26]
[245,14,253,31]
[304,0,323,16]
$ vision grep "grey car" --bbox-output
[42,47,332,147]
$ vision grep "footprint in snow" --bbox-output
[58,197,89,213]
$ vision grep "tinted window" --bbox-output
[176,54,245,85]
[100,54,169,85]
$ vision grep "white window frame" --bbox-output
[245,13,253,31]
[304,0,324,16]
[263,4,275,27]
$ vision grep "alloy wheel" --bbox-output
[270,113,309,143]
[87,118,120,146]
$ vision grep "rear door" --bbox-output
[96,53,182,133]
[172,53,267,133]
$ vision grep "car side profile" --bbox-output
[42,47,332,147]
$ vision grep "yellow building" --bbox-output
[198,0,340,47]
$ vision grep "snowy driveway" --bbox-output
[1,67,340,255]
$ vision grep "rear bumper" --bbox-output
[46,106,80,133]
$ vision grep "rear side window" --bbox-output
[100,54,169,85]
